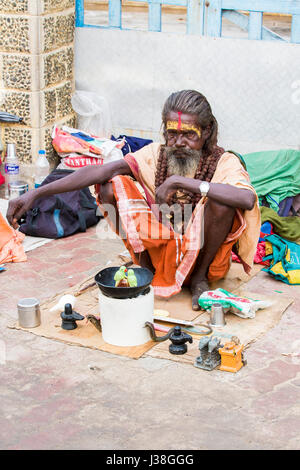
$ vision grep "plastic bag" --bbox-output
[198,288,273,319]
[52,126,123,157]
[71,91,112,139]
[52,127,94,155]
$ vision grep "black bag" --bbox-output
[19,169,101,239]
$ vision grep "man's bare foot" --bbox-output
[190,279,210,311]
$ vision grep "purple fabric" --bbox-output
[278,197,294,217]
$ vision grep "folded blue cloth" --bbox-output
[111,135,153,155]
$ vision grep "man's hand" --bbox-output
[6,191,36,229]
[155,175,180,206]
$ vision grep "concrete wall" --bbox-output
[75,27,300,154]
[0,0,77,169]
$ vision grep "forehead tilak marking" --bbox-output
[177,111,182,129]
[166,120,202,138]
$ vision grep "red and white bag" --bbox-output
[52,125,124,171]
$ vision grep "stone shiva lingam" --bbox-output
[60,303,85,330]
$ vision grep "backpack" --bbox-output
[19,169,102,239]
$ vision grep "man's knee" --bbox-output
[206,199,235,219]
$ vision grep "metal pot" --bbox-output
[95,266,153,299]
[17,298,41,328]
[8,180,28,199]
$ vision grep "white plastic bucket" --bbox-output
[99,287,154,346]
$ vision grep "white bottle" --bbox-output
[34,150,49,188]
[4,143,19,199]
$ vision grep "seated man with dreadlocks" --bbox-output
[7,90,260,310]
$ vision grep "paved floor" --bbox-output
[1,222,300,450]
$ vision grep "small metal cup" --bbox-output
[17,298,41,328]
[209,303,226,328]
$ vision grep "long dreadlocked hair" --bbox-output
[155,90,225,210]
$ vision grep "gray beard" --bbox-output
[165,147,202,178]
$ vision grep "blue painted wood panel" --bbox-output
[222,0,300,15]
[222,10,286,41]
[206,0,222,37]
[109,0,122,28]
[248,11,263,40]
[75,0,300,43]
[187,0,205,35]
[148,0,162,32]
[75,0,84,27]
[291,14,300,42]
[208,0,300,42]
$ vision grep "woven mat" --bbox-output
[9,259,289,362]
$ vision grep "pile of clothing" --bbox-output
[52,126,124,169]
[233,149,300,285]
[52,126,153,170]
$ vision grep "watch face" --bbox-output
[200,182,210,195]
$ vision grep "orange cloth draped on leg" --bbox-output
[0,213,27,264]
[97,175,246,297]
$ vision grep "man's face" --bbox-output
[165,111,204,177]
[165,111,204,150]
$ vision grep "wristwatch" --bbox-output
[199,181,210,197]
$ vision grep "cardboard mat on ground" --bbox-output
[147,289,293,364]
[153,262,263,322]
[9,259,293,363]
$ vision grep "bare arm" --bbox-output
[156,175,256,211]
[31,159,132,196]
[7,159,132,228]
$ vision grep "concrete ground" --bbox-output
[1,222,300,450]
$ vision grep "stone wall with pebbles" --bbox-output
[42,12,75,52]
[0,15,31,53]
[2,54,32,90]
[0,0,76,168]
[0,1,29,14]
